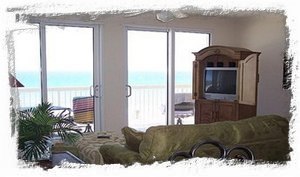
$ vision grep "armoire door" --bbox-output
[238,54,259,106]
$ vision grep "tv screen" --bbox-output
[204,67,237,95]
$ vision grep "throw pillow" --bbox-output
[121,126,144,152]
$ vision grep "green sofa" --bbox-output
[99,115,290,165]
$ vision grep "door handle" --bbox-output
[126,84,132,98]
[90,85,94,97]
[94,85,99,98]
[90,85,99,98]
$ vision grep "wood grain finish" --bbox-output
[193,45,260,124]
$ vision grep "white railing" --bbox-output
[128,85,167,128]
[128,85,193,129]
[15,85,193,130]
[16,86,90,108]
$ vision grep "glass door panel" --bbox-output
[127,30,168,131]
[13,26,41,108]
[45,26,94,132]
[174,32,209,125]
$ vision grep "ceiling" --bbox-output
[6,1,286,23]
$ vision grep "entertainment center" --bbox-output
[192,45,261,124]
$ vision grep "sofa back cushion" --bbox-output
[231,115,289,144]
[138,115,289,162]
[121,127,144,152]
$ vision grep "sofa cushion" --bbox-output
[138,115,289,162]
[230,115,289,144]
[100,144,142,165]
[74,131,125,164]
[138,123,238,162]
[121,127,144,152]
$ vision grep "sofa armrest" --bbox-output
[100,144,142,165]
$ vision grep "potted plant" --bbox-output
[18,102,82,161]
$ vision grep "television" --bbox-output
[203,67,238,101]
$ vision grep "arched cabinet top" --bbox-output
[193,45,260,61]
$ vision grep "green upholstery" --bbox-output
[121,126,144,152]
[100,144,142,165]
[100,115,290,165]
[75,131,125,164]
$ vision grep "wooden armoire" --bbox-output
[192,45,261,124]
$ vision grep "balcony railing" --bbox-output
[15,85,193,130]
[16,86,90,108]
[128,85,193,129]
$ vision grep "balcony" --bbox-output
[14,84,194,131]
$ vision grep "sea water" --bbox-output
[16,71,192,87]
[15,71,192,108]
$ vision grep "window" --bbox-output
[127,30,168,130]
[12,25,41,108]
[174,31,210,125]
[127,28,210,130]
[13,21,103,132]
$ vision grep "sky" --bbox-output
[14,25,209,73]
[14,26,93,72]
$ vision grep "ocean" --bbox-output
[16,71,192,88]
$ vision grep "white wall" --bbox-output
[235,13,292,118]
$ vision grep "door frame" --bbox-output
[29,18,103,131]
[125,25,211,127]
[125,26,169,128]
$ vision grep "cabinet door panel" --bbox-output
[199,101,215,123]
[238,54,258,105]
[217,102,237,121]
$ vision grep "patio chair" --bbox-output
[159,93,195,125]
[73,96,94,133]
[174,93,194,125]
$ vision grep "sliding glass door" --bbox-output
[127,30,168,131]
[127,28,209,130]
[13,21,102,132]
[13,25,41,108]
[45,25,96,132]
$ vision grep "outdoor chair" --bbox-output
[73,96,94,133]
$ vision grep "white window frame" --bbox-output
[29,18,104,131]
[125,25,211,126]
